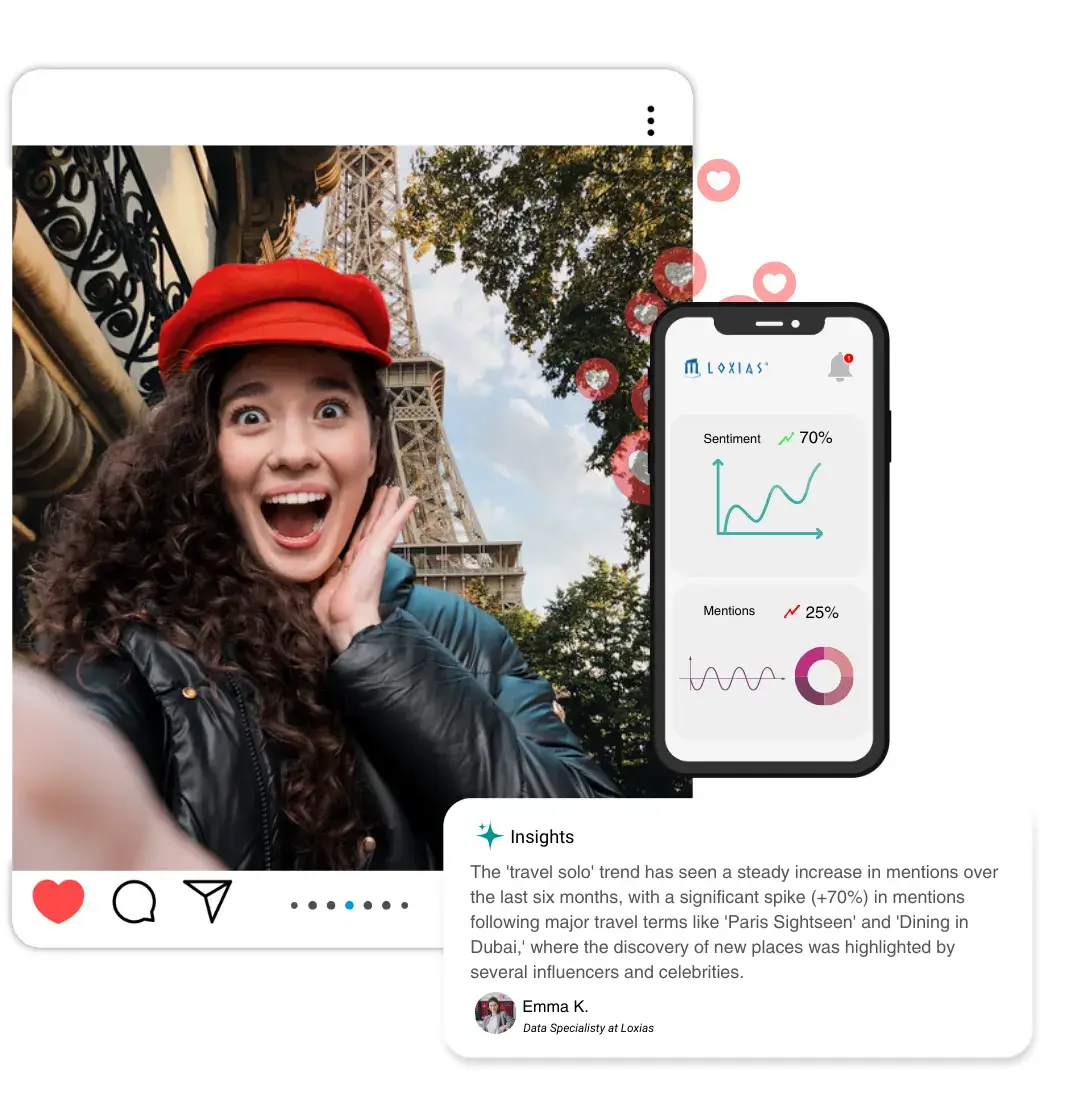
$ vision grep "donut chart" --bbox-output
[794,646,854,706]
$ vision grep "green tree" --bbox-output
[288,234,338,268]
[464,562,687,799]
[461,578,543,671]
[397,145,693,564]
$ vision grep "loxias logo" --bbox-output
[684,358,766,377]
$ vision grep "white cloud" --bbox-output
[475,498,511,538]
[410,257,554,399]
[507,398,550,431]
[492,462,521,482]
[468,397,627,608]
[564,422,617,498]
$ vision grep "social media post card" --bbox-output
[9,70,692,947]
[442,796,1032,1058]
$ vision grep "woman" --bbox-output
[481,997,513,1034]
[27,259,618,872]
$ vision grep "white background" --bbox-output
[3,2,1078,1098]
[443,799,1032,1058]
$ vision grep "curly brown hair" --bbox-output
[25,350,398,870]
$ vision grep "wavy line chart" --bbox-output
[713,459,823,538]
[680,657,786,692]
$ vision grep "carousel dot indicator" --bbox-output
[652,246,706,301]
[364,901,372,910]
[575,357,619,401]
[345,901,354,910]
[382,901,391,910]
[624,292,665,338]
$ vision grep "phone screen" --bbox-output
[653,304,888,775]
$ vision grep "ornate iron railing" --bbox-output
[14,145,192,404]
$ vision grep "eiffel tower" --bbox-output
[321,146,524,605]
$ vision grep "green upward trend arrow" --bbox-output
[712,459,823,538]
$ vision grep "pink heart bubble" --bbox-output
[612,430,651,505]
[624,292,666,338]
[575,358,619,401]
[652,246,707,301]
[697,159,740,202]
[631,374,649,423]
[753,262,796,302]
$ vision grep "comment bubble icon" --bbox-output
[112,880,157,924]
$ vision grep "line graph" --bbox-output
[680,656,786,691]
[713,459,823,538]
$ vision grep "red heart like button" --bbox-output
[33,879,85,923]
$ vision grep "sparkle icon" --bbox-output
[478,823,503,849]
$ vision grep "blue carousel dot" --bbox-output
[345,900,354,910]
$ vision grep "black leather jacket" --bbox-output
[54,553,619,870]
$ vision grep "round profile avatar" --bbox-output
[476,993,515,1034]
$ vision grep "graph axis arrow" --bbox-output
[712,458,823,539]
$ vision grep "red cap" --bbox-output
[157,258,393,383]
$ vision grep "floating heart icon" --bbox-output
[624,293,666,337]
[611,429,651,504]
[697,158,741,202]
[575,358,619,401]
[753,261,796,302]
[631,374,649,423]
[665,262,694,287]
[628,449,650,486]
[33,879,84,924]
[652,247,706,301]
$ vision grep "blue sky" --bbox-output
[293,147,630,611]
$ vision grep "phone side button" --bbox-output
[888,410,892,463]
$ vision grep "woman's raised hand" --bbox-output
[314,485,418,653]
[13,663,225,872]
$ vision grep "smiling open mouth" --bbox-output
[261,491,331,542]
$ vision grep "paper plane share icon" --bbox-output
[183,879,232,924]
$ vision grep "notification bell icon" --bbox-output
[828,352,852,381]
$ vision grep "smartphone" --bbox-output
[651,302,888,776]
